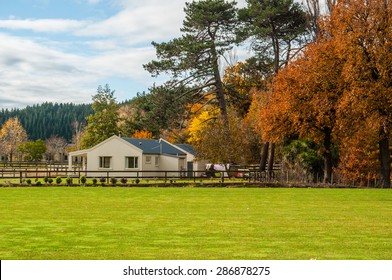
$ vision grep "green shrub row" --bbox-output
[23,176,140,186]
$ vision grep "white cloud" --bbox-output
[0,18,87,33]
[0,0,249,108]
[0,34,94,106]
[0,31,159,108]
[75,3,184,43]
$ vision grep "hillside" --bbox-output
[0,103,93,141]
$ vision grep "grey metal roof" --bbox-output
[122,138,187,156]
[176,144,197,155]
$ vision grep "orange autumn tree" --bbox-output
[131,130,154,139]
[329,0,392,188]
[252,39,345,183]
[337,116,380,185]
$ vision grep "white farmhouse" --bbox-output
[68,135,200,178]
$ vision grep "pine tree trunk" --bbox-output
[379,126,391,188]
[211,45,228,123]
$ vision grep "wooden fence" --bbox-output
[0,164,275,184]
[2,161,380,187]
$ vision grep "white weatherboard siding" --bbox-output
[142,155,159,171]
[69,136,143,177]
[87,137,142,171]
[160,155,185,177]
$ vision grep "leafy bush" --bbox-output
[120,178,127,184]
[43,177,49,183]
[66,177,73,186]
[80,176,87,185]
[110,177,118,185]
[35,181,42,186]
[135,178,140,184]
[92,178,98,186]
[56,176,62,185]
[26,179,32,185]
[47,178,53,184]
[100,177,106,185]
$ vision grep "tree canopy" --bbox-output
[80,85,120,149]
[144,0,238,121]
[0,117,28,161]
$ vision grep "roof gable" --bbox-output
[69,135,143,156]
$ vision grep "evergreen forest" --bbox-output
[0,103,93,141]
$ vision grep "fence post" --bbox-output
[20,171,23,184]
[107,172,110,184]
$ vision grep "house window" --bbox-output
[145,156,152,164]
[126,157,139,169]
[155,156,160,166]
[99,157,112,169]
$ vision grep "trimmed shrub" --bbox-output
[120,178,127,184]
[35,181,42,186]
[43,177,49,183]
[135,178,140,184]
[66,177,73,186]
[100,177,106,185]
[92,178,98,186]
[80,176,87,185]
[48,178,53,184]
[26,179,32,185]
[56,176,62,185]
[110,177,118,185]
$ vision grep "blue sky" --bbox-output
[0,0,248,109]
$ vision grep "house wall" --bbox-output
[160,155,185,177]
[194,159,208,173]
[85,137,143,177]
[140,154,161,177]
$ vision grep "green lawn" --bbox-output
[0,187,391,260]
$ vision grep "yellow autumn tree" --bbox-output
[187,102,261,164]
[0,117,28,161]
[223,61,268,117]
[187,104,219,144]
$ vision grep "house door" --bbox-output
[187,161,193,177]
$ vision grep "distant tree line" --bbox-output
[0,103,93,141]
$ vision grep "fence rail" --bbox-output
[0,167,276,184]
[0,162,385,187]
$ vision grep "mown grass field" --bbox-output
[0,187,391,260]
